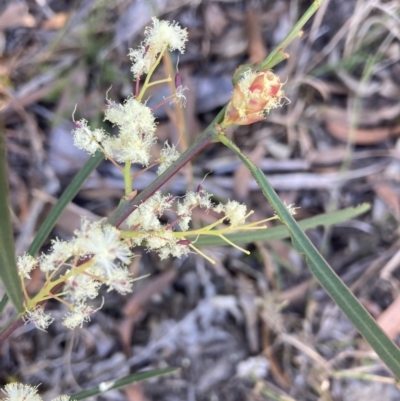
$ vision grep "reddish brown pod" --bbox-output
[223,69,284,126]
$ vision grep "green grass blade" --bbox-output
[0,152,103,316]
[219,134,400,379]
[69,367,177,400]
[0,127,23,313]
[0,294,8,314]
[258,0,324,71]
[27,151,104,256]
[191,204,370,247]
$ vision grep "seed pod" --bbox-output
[223,68,284,126]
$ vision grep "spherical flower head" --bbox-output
[146,230,175,251]
[72,119,106,155]
[105,97,156,135]
[223,68,284,126]
[129,18,188,78]
[129,46,152,79]
[2,383,42,401]
[126,192,174,230]
[145,230,190,260]
[157,142,180,175]
[176,190,213,231]
[104,97,157,165]
[106,267,135,295]
[220,200,247,227]
[39,238,74,273]
[66,273,101,302]
[62,302,96,329]
[147,17,188,53]
[110,132,156,166]
[74,219,133,279]
[24,307,54,331]
[17,253,37,279]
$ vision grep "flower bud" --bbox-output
[223,69,284,126]
[177,239,191,246]
[175,71,182,88]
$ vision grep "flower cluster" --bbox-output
[19,190,264,331]
[72,97,158,166]
[18,219,135,330]
[1,383,69,401]
[71,17,188,168]
[224,68,285,126]
[19,18,293,334]
[123,188,255,261]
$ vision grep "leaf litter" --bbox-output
[1,0,400,400]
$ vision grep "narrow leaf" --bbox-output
[219,133,400,379]
[0,294,8,314]
[0,126,23,312]
[258,0,324,71]
[191,204,370,247]
[70,367,177,400]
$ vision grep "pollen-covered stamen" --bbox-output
[24,306,55,331]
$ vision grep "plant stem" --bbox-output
[106,108,225,228]
[137,44,168,101]
[218,132,400,380]
[124,162,132,195]
[0,314,24,342]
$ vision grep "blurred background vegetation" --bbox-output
[1,0,400,400]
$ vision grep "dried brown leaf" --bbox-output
[322,105,400,125]
[125,384,150,401]
[0,3,36,30]
[238,274,259,353]
[372,182,400,219]
[307,146,347,166]
[326,120,391,144]
[41,12,69,30]
[377,294,400,340]
[204,3,228,37]
[321,105,400,144]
